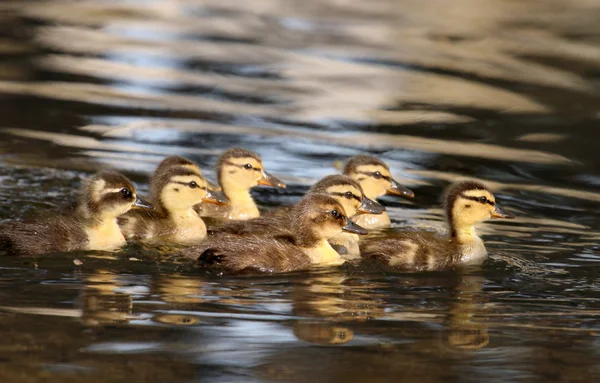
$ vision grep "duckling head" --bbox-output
[343,155,414,200]
[152,167,228,214]
[444,180,515,238]
[79,171,153,221]
[293,194,368,244]
[154,155,220,190]
[309,175,384,217]
[217,148,286,193]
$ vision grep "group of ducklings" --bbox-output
[0,148,515,273]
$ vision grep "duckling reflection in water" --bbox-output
[179,194,368,273]
[119,165,227,245]
[81,271,133,327]
[360,180,515,271]
[200,148,286,220]
[0,171,153,256]
[211,175,383,259]
[343,155,414,230]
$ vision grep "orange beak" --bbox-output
[202,189,229,206]
[386,178,415,198]
[258,170,286,188]
[491,205,515,219]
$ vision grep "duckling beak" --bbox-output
[342,218,368,235]
[386,179,415,198]
[491,205,515,219]
[132,198,154,210]
[258,170,286,188]
[203,189,230,205]
[357,196,386,215]
[206,179,221,191]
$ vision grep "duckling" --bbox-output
[343,155,414,230]
[359,180,515,271]
[0,171,153,256]
[309,175,383,259]
[209,175,382,256]
[200,148,286,220]
[118,166,227,244]
[179,194,368,273]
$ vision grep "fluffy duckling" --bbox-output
[0,171,153,256]
[359,180,515,271]
[118,166,227,244]
[209,175,382,241]
[179,194,368,273]
[310,175,383,259]
[343,155,414,230]
[200,148,286,220]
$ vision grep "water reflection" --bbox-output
[81,271,133,326]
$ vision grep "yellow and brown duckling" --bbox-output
[0,171,153,256]
[208,175,382,259]
[118,166,227,244]
[309,175,383,259]
[179,194,368,273]
[343,155,414,230]
[200,148,286,220]
[359,180,515,271]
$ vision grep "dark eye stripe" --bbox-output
[224,161,261,171]
[173,181,207,190]
[459,193,495,206]
[330,191,361,202]
[356,171,391,182]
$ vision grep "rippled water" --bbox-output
[1,0,600,381]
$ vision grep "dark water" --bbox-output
[1,0,600,381]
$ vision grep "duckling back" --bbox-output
[187,234,312,273]
[0,217,88,256]
[359,232,464,271]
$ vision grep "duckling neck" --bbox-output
[451,222,487,265]
[303,238,346,266]
[222,186,259,219]
[167,207,207,243]
[450,223,480,245]
[84,214,126,251]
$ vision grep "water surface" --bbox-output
[1,0,600,382]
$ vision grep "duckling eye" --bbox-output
[120,188,131,197]
[244,163,253,170]
[189,181,198,189]
[344,191,353,199]
[373,171,382,179]
[330,210,340,218]
[478,196,488,204]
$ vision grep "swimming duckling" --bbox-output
[118,166,227,244]
[209,175,382,256]
[0,171,153,256]
[359,180,515,271]
[179,194,368,273]
[200,148,286,220]
[343,155,414,230]
[310,175,383,259]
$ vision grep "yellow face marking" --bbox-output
[348,165,392,200]
[451,189,497,240]
[325,185,362,217]
[221,156,266,191]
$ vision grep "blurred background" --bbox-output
[0,0,600,382]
